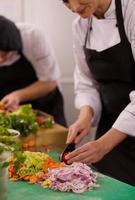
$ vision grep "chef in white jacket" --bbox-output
[62,0,135,185]
[0,16,66,126]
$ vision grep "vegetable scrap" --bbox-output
[36,115,53,128]
[8,151,64,183]
[22,140,36,149]
[8,151,99,193]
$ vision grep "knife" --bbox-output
[60,132,81,163]
[59,142,75,163]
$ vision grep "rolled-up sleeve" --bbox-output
[113,91,135,136]
[113,6,135,136]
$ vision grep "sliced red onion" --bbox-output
[45,162,98,193]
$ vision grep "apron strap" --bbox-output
[115,0,128,42]
[83,17,93,50]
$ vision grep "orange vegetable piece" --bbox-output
[28,140,35,147]
[37,171,45,179]
[23,175,30,181]
[22,142,29,149]
[8,164,15,174]
[29,175,38,184]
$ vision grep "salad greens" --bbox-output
[9,104,38,137]
[0,104,53,137]
[0,114,11,128]
[0,136,17,145]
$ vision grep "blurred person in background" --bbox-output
[0,16,66,126]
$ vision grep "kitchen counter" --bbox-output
[7,171,135,200]
[7,124,135,200]
[7,153,135,200]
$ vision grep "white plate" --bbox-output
[7,129,20,138]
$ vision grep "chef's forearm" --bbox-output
[14,80,57,102]
[79,105,94,122]
[96,128,128,155]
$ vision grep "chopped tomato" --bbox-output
[8,164,15,174]
[36,116,45,125]
[60,152,69,164]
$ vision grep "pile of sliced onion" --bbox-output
[43,162,99,193]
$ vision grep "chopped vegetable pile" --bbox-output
[0,104,54,137]
[9,104,38,137]
[42,162,98,193]
[8,151,64,183]
[8,151,99,193]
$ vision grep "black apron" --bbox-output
[0,53,67,127]
[84,0,135,185]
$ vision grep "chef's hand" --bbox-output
[67,118,91,144]
[1,91,20,112]
[65,140,105,164]
[65,128,127,164]
[66,106,93,144]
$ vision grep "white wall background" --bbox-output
[0,0,23,21]
[0,0,79,125]
[23,0,76,78]
[23,0,79,125]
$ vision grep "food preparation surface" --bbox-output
[7,175,135,200]
[3,106,135,199]
[7,152,135,200]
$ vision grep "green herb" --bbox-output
[9,104,39,137]
[41,118,53,128]
[0,114,11,128]
[0,104,53,138]
[12,151,26,172]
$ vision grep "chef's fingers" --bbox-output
[74,129,88,144]
[7,104,19,112]
[65,143,88,160]
[66,127,80,144]
[2,99,11,108]
[66,149,91,164]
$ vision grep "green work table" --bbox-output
[7,173,135,200]
[7,153,135,200]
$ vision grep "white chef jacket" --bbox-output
[0,23,61,82]
[73,0,135,136]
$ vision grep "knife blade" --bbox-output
[59,142,75,163]
[60,132,80,163]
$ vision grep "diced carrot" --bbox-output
[23,175,30,181]
[29,175,38,184]
[37,171,45,179]
[10,176,19,181]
